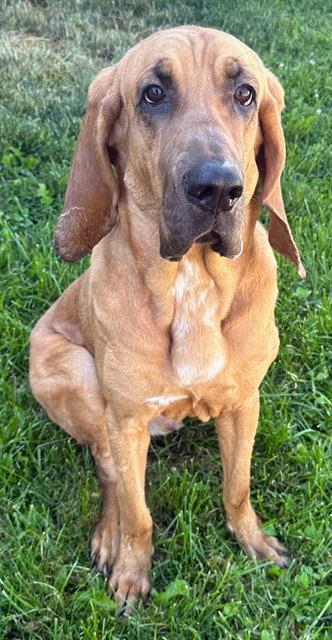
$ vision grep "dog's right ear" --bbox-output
[54,65,122,262]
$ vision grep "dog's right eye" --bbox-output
[143,84,166,105]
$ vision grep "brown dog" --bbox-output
[29,26,305,613]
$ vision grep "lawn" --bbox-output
[0,0,331,638]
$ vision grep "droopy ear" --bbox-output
[259,70,306,277]
[54,65,121,262]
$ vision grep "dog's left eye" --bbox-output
[234,84,255,106]
[143,84,166,105]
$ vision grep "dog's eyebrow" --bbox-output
[224,58,243,79]
[152,59,174,83]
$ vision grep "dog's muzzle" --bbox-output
[160,159,244,261]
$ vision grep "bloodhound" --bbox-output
[29,26,305,613]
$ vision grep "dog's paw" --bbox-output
[149,415,183,437]
[107,559,150,616]
[244,531,289,568]
[91,517,120,576]
[228,520,290,568]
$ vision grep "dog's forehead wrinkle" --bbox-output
[126,27,262,73]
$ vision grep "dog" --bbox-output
[29,26,305,614]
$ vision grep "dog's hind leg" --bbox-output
[29,304,120,575]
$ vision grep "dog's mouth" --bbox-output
[196,229,220,245]
[162,235,242,261]
[161,223,243,262]
[197,229,243,259]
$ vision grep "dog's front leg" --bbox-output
[107,411,152,613]
[216,392,290,567]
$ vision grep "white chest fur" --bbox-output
[171,256,226,387]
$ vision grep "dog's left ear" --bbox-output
[259,70,306,277]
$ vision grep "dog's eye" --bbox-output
[144,84,166,105]
[234,84,255,106]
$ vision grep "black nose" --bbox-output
[183,161,243,212]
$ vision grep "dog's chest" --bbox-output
[170,257,226,389]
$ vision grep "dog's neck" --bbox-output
[116,198,258,325]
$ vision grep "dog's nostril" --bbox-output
[193,185,215,202]
[228,185,243,202]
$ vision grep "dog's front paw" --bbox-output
[107,554,151,615]
[242,530,290,568]
[91,516,120,577]
[228,517,290,568]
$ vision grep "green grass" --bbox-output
[0,0,331,638]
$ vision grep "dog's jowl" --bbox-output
[29,26,305,614]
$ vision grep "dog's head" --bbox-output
[54,26,305,276]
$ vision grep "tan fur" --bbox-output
[29,27,304,613]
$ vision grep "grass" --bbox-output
[0,0,331,638]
